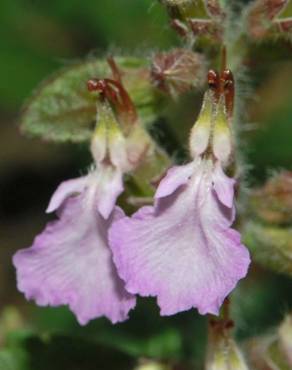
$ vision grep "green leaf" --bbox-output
[21,56,163,142]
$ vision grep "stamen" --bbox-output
[87,58,138,125]
[207,69,219,90]
[206,67,234,118]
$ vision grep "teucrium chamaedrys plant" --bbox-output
[11,0,292,368]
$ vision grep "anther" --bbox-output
[207,69,219,90]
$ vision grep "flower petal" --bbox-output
[13,191,135,325]
[95,166,124,219]
[212,162,236,208]
[110,160,250,316]
[155,163,194,199]
[46,176,87,213]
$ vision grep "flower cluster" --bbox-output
[13,63,250,325]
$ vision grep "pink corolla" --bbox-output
[109,88,251,316]
[13,91,150,324]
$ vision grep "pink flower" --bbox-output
[13,72,151,325]
[109,89,250,316]
[13,167,136,325]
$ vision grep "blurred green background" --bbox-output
[1,1,292,369]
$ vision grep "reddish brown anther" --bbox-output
[87,78,105,92]
[87,78,116,102]
[87,58,138,125]
[207,69,220,102]
[207,67,234,117]
[207,69,219,90]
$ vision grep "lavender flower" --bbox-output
[13,82,150,324]
[109,81,251,316]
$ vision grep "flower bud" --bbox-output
[189,90,213,158]
[151,49,206,97]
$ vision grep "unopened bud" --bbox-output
[189,90,213,158]
[151,49,206,97]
